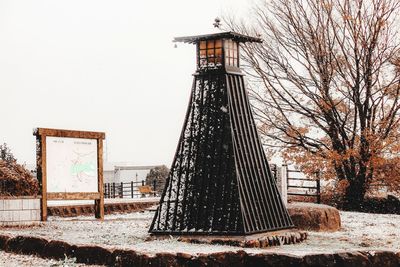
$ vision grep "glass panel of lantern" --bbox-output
[215,39,223,66]
[199,41,207,68]
[199,51,207,67]
[200,41,207,49]
[207,47,215,67]
[207,40,215,49]
[215,47,222,65]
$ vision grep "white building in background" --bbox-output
[103,162,163,184]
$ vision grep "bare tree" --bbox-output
[227,0,400,209]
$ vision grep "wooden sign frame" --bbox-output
[34,128,105,221]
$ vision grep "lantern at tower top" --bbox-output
[174,31,262,72]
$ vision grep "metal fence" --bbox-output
[286,168,321,203]
[104,166,321,203]
[104,180,157,199]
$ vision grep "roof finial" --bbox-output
[213,17,221,29]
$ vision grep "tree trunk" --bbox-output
[342,174,367,210]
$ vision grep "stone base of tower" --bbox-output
[148,230,307,248]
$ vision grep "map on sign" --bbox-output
[46,136,98,193]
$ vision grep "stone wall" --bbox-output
[0,198,41,226]
[0,234,398,267]
[47,201,157,217]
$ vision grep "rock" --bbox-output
[73,245,113,265]
[6,236,48,256]
[288,203,341,231]
[303,253,335,267]
[208,251,228,265]
[139,254,159,266]
[245,253,269,267]
[227,250,246,267]
[244,239,260,248]
[333,251,370,267]
[0,234,11,250]
[259,238,269,248]
[194,253,210,266]
[262,253,304,267]
[176,252,193,266]
[44,240,74,260]
[113,249,140,267]
[21,236,48,256]
[368,251,399,267]
[155,252,178,266]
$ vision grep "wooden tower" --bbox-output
[150,32,293,235]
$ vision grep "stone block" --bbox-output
[113,249,141,267]
[0,211,13,222]
[333,252,371,267]
[30,210,40,221]
[6,236,48,256]
[44,240,74,260]
[31,199,40,210]
[368,251,399,267]
[5,199,22,210]
[155,252,177,266]
[303,253,335,267]
[19,210,33,221]
[0,235,10,250]
[73,245,114,265]
[262,253,304,267]
[22,199,30,210]
[12,210,21,221]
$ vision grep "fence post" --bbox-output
[316,171,321,204]
[153,179,157,196]
[271,164,277,180]
[142,180,145,186]
[131,181,134,198]
[120,182,123,198]
[280,164,288,206]
[112,182,115,198]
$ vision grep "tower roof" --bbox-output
[174,31,262,44]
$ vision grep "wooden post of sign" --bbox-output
[38,134,48,221]
[41,134,48,221]
[95,139,104,219]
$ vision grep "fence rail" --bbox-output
[104,180,157,199]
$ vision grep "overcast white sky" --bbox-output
[0,0,254,166]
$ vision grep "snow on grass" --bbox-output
[0,210,399,256]
[0,251,104,267]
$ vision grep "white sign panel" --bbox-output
[46,136,98,193]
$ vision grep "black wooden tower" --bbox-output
[150,32,294,235]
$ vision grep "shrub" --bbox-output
[0,144,39,196]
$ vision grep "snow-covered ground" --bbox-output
[0,209,398,256]
[0,251,104,267]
